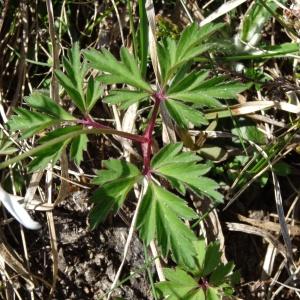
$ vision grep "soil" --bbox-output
[19,190,153,300]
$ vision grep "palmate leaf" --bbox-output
[167,72,252,108]
[86,77,103,113]
[70,133,88,165]
[164,100,208,128]
[55,43,88,113]
[27,139,69,172]
[90,160,142,228]
[137,182,198,268]
[167,71,210,95]
[55,43,102,114]
[156,240,236,300]
[8,108,59,139]
[39,126,89,166]
[84,47,152,92]
[25,127,73,172]
[8,91,75,139]
[158,23,224,84]
[155,267,202,300]
[25,91,75,120]
[165,71,251,128]
[151,143,223,202]
[26,127,80,171]
[103,90,149,109]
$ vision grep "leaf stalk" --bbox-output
[142,91,165,176]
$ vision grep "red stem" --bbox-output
[142,91,165,176]
[78,90,166,176]
[77,118,146,143]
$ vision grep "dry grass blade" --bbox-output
[237,214,300,236]
[262,244,277,279]
[226,222,288,259]
[145,0,177,152]
[145,0,161,83]
[205,100,300,120]
[247,113,285,128]
[108,179,148,300]
[200,0,248,26]
[45,1,61,295]
[121,103,141,160]
[0,259,22,300]
[24,171,43,204]
[0,230,35,288]
[45,170,58,297]
[46,0,59,103]
[54,150,69,205]
[270,267,300,299]
[179,0,194,23]
[185,0,204,22]
[150,240,165,282]
[46,0,69,207]
[160,102,177,144]
[271,172,293,265]
[19,225,34,300]
[7,0,28,117]
[111,0,125,46]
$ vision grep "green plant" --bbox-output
[0,22,251,298]
[156,239,239,299]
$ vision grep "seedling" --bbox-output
[1,22,251,298]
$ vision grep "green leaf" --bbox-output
[232,124,266,145]
[0,127,88,170]
[39,126,82,143]
[70,134,88,165]
[24,91,75,120]
[84,47,152,92]
[151,143,223,202]
[103,90,149,109]
[185,290,206,300]
[273,161,292,177]
[92,159,140,185]
[55,70,85,113]
[158,23,224,84]
[206,287,219,300]
[210,262,235,286]
[38,126,89,166]
[26,127,82,172]
[167,71,209,94]
[176,23,223,62]
[0,131,17,155]
[8,108,59,139]
[164,99,208,128]
[168,77,252,108]
[27,139,70,172]
[192,239,206,275]
[203,242,222,276]
[55,43,88,113]
[220,42,299,61]
[151,143,199,169]
[90,160,141,228]
[164,267,198,288]
[155,267,198,300]
[137,182,198,268]
[86,77,103,112]
[158,37,177,84]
